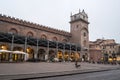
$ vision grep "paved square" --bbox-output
[0,62,119,76]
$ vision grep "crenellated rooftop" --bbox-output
[0,14,71,37]
[70,9,89,24]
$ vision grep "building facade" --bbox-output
[0,10,89,62]
[89,41,102,62]
[89,39,120,63]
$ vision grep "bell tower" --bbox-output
[70,9,89,61]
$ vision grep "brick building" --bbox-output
[0,10,89,62]
[89,39,120,63]
[89,41,102,62]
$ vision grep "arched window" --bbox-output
[62,39,67,42]
[52,37,57,41]
[41,34,47,40]
[9,28,18,34]
[83,32,86,37]
[27,31,33,37]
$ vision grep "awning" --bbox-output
[12,51,29,61]
[12,51,27,54]
[0,50,12,53]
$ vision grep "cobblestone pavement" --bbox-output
[0,62,119,75]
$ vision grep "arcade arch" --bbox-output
[0,44,10,62]
[12,46,24,61]
[70,52,76,61]
[37,49,45,61]
[64,51,69,61]
[57,50,63,62]
[49,50,55,62]
[26,47,34,59]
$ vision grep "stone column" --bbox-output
[46,40,49,62]
[69,44,71,61]
[35,39,39,59]
[24,37,27,53]
[11,35,14,51]
[10,34,14,62]
[63,44,65,62]
[56,41,58,58]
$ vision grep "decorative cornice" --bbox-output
[69,18,89,24]
[0,14,71,37]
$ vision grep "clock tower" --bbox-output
[70,9,89,61]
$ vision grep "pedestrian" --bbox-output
[75,60,78,68]
[75,60,80,68]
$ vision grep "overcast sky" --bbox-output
[0,0,120,43]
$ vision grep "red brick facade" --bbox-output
[0,10,89,62]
